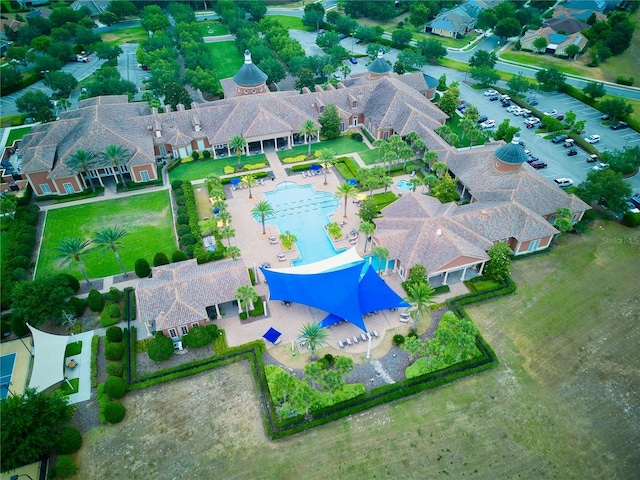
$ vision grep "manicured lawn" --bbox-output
[277,138,370,161]
[5,126,31,147]
[205,41,243,79]
[359,147,382,165]
[197,22,228,37]
[75,220,639,478]
[168,154,268,183]
[266,15,305,30]
[37,191,175,280]
[101,26,149,46]
[445,114,488,148]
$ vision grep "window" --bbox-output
[527,239,540,252]
[180,325,188,335]
[340,123,346,132]
[352,101,357,108]
[140,171,150,182]
[192,323,199,328]
[252,89,256,94]
[63,183,75,194]
[383,131,389,140]
[155,130,161,137]
[244,89,248,94]
[168,328,177,338]
[159,145,166,156]
[196,139,205,150]
[40,184,51,194]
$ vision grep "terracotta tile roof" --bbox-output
[136,258,251,330]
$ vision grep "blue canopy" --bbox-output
[310,164,322,170]
[230,177,241,185]
[262,327,282,344]
[261,260,409,332]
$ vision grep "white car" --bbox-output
[543,109,558,116]
[592,162,609,171]
[484,89,498,96]
[554,178,573,188]
[481,120,496,129]
[506,105,519,113]
[584,134,601,144]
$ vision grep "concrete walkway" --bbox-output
[64,330,94,404]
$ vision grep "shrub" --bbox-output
[148,332,174,362]
[12,255,30,269]
[67,296,86,317]
[223,165,235,174]
[87,289,105,312]
[171,180,184,190]
[106,325,123,343]
[14,243,33,257]
[104,375,126,399]
[184,245,194,257]
[176,206,188,216]
[350,132,363,142]
[324,353,335,366]
[18,232,36,246]
[55,426,83,455]
[109,303,121,319]
[105,342,124,361]
[622,212,640,227]
[616,76,634,86]
[392,334,405,346]
[202,150,211,159]
[106,362,123,377]
[205,324,220,339]
[317,357,329,370]
[176,213,190,225]
[172,250,188,262]
[135,258,151,278]
[191,151,200,161]
[182,325,212,348]
[106,286,122,303]
[52,455,77,478]
[104,401,126,424]
[180,233,196,246]
[12,268,28,281]
[153,252,170,266]
[175,195,186,206]
[58,273,80,293]
[177,224,191,236]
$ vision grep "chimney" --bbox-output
[163,105,171,113]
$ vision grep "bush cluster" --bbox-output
[182,325,213,348]
[55,426,83,455]
[135,258,151,278]
[105,342,124,361]
[106,326,123,343]
[282,155,308,164]
[104,376,126,399]
[148,332,175,362]
[100,301,121,327]
[106,362,124,377]
[52,455,78,478]
[67,296,86,317]
[104,401,126,424]
[244,163,267,170]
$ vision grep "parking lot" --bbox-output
[458,83,640,195]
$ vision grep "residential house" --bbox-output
[425,5,476,38]
[70,0,110,16]
[550,6,607,23]
[521,26,588,57]
[373,139,590,284]
[136,258,251,339]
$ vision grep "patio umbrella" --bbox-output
[310,164,321,171]
[230,177,241,185]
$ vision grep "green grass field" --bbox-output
[36,191,175,280]
[75,219,639,478]
[206,41,243,79]
[5,126,31,147]
[197,22,228,37]
[267,15,305,31]
[277,138,370,161]
[169,154,268,183]
[101,26,149,46]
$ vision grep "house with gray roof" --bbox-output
[373,138,590,284]
[137,258,251,338]
[425,3,480,38]
[521,26,588,57]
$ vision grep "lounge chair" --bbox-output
[345,338,353,346]
[269,237,278,244]
[352,336,359,344]
[350,239,358,245]
[338,340,345,348]
[361,333,368,342]
[278,253,286,261]
[372,330,379,338]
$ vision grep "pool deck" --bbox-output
[0,338,33,397]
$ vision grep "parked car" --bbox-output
[551,134,568,144]
[587,154,599,163]
[475,29,484,34]
[626,202,640,214]
[338,33,347,39]
[484,89,498,96]
[601,114,610,120]
[506,105,519,113]
[526,123,537,129]
[555,114,565,121]
[530,160,547,169]
[584,134,601,144]
[630,194,640,209]
[502,101,512,108]
[563,139,575,148]
[527,155,540,162]
[611,121,629,130]
[477,115,488,124]
[525,97,538,105]
[481,120,496,129]
[543,109,558,117]
[349,56,357,64]
[567,148,578,156]
[592,162,609,171]
[457,103,468,111]
[489,96,499,101]
[554,178,573,188]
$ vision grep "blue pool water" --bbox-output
[396,179,414,191]
[0,352,16,399]
[263,182,342,265]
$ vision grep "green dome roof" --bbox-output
[232,50,267,87]
[494,137,528,164]
[368,50,391,74]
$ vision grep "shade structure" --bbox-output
[263,327,282,345]
[230,177,241,185]
[261,256,409,332]
[273,247,362,275]
[27,324,69,392]
[310,164,322,171]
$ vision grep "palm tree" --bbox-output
[326,222,342,239]
[405,282,436,330]
[100,144,130,190]
[298,322,329,360]
[335,182,358,218]
[211,199,227,215]
[91,226,129,276]
[217,210,231,227]
[55,237,92,285]
[299,119,319,157]
[371,245,389,274]
[317,148,336,185]
[234,284,258,314]
[411,176,423,193]
[251,200,276,235]
[67,149,97,192]
[358,221,375,252]
[422,173,438,193]
[279,231,297,250]
[57,98,71,112]
[226,245,241,260]
[241,174,257,199]
[459,118,475,144]
[399,145,414,171]
[431,161,448,178]
[220,225,236,246]
[424,150,439,168]
[228,135,247,168]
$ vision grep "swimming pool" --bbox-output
[0,352,16,399]
[263,182,343,265]
[396,179,414,191]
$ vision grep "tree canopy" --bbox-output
[575,169,632,215]
[11,275,74,328]
[485,242,512,282]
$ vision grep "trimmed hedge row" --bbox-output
[90,335,99,388]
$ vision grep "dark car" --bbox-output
[611,121,629,130]
[525,97,539,106]
[551,134,568,144]
[631,194,640,209]
[502,101,512,108]
[457,103,468,111]
[338,33,347,39]
[349,56,357,64]
[527,156,540,163]
[477,115,488,124]
[555,114,565,121]
[526,123,537,129]
[530,160,547,169]
[489,96,499,101]
[567,148,578,156]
